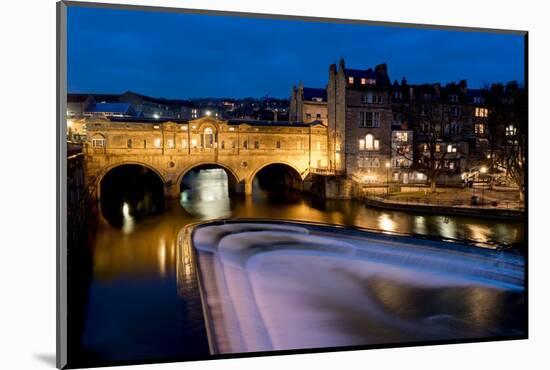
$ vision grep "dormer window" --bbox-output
[348,77,354,84]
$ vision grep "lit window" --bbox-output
[365,134,374,150]
[475,107,489,117]
[181,139,188,149]
[348,77,354,84]
[359,139,365,151]
[475,123,485,135]
[374,139,379,151]
[229,127,235,131]
[447,144,456,153]
[436,144,441,153]
[167,139,174,149]
[361,78,366,85]
[154,138,161,148]
[92,135,105,148]
[191,139,197,148]
[505,125,516,136]
[395,132,408,142]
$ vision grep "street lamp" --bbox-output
[480,166,487,206]
[385,162,391,196]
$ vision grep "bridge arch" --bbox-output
[249,161,306,193]
[96,162,167,226]
[176,162,242,195]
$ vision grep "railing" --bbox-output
[309,168,344,176]
[363,192,525,211]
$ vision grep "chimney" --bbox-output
[338,58,346,72]
[375,63,388,76]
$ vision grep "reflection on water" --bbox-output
[180,168,231,220]
[75,168,525,365]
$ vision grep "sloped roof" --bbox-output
[86,102,133,114]
[303,87,327,102]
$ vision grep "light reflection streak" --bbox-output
[121,202,134,234]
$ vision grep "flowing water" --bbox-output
[68,168,525,366]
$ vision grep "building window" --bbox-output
[392,92,403,101]
[475,123,485,135]
[364,134,380,151]
[276,140,281,149]
[450,106,462,117]
[475,107,489,117]
[505,125,516,137]
[422,93,431,101]
[423,143,428,152]
[181,139,188,149]
[436,144,441,153]
[361,78,366,85]
[306,113,311,120]
[167,139,174,149]
[92,135,105,148]
[191,139,197,148]
[473,96,484,104]
[221,141,225,149]
[154,138,161,148]
[229,127,235,131]
[359,139,365,151]
[447,144,457,153]
[395,132,408,142]
[359,111,380,128]
[127,139,132,148]
[316,141,321,150]
[449,95,458,103]
[143,139,147,148]
[348,77,354,84]
[243,140,248,149]
[254,141,260,149]
[316,113,321,119]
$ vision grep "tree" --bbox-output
[410,101,465,193]
[490,83,526,201]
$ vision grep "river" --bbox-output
[67,168,525,366]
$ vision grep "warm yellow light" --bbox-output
[480,166,487,174]
[385,162,390,168]
[205,110,212,116]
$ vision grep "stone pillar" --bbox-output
[235,179,253,196]
[164,180,181,199]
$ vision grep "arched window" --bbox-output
[202,127,215,148]
[365,134,373,150]
[91,134,105,148]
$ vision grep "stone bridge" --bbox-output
[84,117,329,199]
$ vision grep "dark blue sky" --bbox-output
[67,6,525,99]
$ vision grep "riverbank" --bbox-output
[363,188,525,220]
